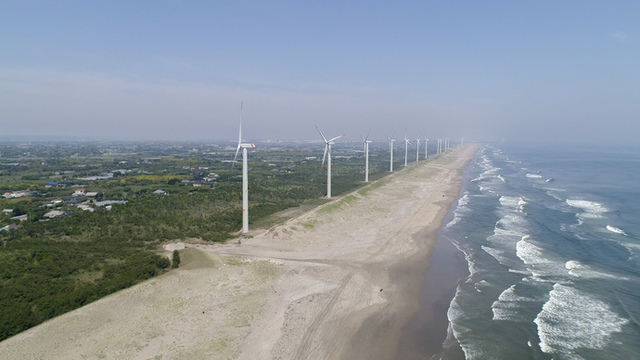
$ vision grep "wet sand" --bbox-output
[396,230,470,359]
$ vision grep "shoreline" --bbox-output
[0,145,477,359]
[396,155,474,359]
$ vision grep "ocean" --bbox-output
[434,144,640,360]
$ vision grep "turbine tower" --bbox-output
[387,131,395,172]
[360,129,372,182]
[316,125,345,198]
[404,131,410,167]
[233,102,255,234]
[424,137,428,160]
[416,138,421,162]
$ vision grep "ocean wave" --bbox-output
[458,193,470,207]
[499,195,520,207]
[516,235,547,265]
[546,190,564,202]
[474,279,491,293]
[606,225,627,236]
[492,284,537,321]
[526,173,543,179]
[534,284,628,358]
[481,245,509,264]
[497,174,506,183]
[566,260,631,280]
[497,196,527,213]
[566,199,609,218]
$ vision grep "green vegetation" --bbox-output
[0,140,445,341]
[172,250,181,269]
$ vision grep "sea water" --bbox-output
[436,144,640,360]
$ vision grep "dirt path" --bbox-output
[0,146,476,360]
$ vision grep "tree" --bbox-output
[171,250,181,269]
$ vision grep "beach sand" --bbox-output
[0,145,476,360]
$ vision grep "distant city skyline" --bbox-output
[1,1,638,145]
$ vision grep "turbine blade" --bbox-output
[232,144,241,168]
[365,129,372,141]
[328,134,345,143]
[315,125,328,143]
[238,102,243,145]
[321,144,328,169]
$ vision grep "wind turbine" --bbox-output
[416,138,421,162]
[404,130,410,167]
[387,131,396,172]
[424,137,428,160]
[360,129,372,182]
[316,125,345,198]
[233,101,255,234]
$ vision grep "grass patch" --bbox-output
[301,219,317,229]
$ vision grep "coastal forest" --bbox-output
[0,140,399,341]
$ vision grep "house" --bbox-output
[11,214,28,222]
[85,192,98,197]
[0,224,20,231]
[2,209,13,215]
[152,189,167,195]
[77,204,94,212]
[95,200,127,207]
[43,210,68,219]
[73,189,86,196]
[64,196,82,204]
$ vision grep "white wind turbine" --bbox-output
[404,130,410,167]
[424,137,429,160]
[316,125,345,198]
[233,102,255,234]
[360,129,372,182]
[387,131,396,172]
[416,138,421,162]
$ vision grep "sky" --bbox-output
[1,1,639,144]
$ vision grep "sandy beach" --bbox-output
[0,145,476,360]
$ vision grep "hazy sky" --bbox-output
[1,1,639,144]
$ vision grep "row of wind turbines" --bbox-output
[233,103,456,234]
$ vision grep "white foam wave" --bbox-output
[534,284,628,357]
[474,280,490,293]
[546,190,564,201]
[566,199,609,218]
[498,196,527,213]
[606,225,627,236]
[458,193,470,207]
[516,236,547,265]
[492,284,537,321]
[497,174,506,183]
[481,245,509,264]
[499,195,520,207]
[526,173,543,179]
[566,260,630,280]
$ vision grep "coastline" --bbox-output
[396,152,476,359]
[0,145,477,359]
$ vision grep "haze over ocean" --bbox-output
[429,144,640,359]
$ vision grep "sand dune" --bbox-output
[0,146,476,360]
